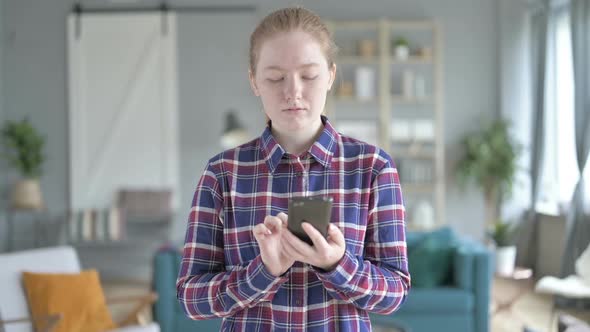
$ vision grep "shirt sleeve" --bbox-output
[313,153,411,314]
[176,162,289,320]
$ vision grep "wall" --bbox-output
[0,0,6,250]
[1,0,528,250]
[498,0,533,222]
[0,0,3,126]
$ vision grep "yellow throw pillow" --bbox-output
[22,269,117,332]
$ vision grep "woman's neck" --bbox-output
[272,119,324,156]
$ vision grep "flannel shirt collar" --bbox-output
[260,115,338,174]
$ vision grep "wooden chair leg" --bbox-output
[107,292,158,327]
[550,299,558,332]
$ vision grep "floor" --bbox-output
[491,277,590,332]
[102,277,590,332]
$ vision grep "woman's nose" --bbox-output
[284,76,302,101]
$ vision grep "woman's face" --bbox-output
[250,30,336,134]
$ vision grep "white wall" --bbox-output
[0,0,531,248]
[0,0,6,251]
[499,0,533,222]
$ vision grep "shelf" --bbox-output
[326,18,445,226]
[337,55,433,65]
[391,55,433,64]
[393,147,435,159]
[337,56,380,65]
[402,183,436,193]
[391,95,434,105]
[334,110,379,125]
[331,95,379,103]
[72,237,165,248]
[406,224,438,232]
[389,20,436,30]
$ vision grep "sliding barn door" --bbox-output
[67,12,179,211]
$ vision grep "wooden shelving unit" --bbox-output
[326,19,445,230]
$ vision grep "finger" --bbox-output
[302,222,330,251]
[277,212,288,225]
[281,239,304,262]
[282,227,310,249]
[327,224,346,247]
[281,234,315,265]
[285,229,318,260]
[264,215,282,231]
[253,223,272,241]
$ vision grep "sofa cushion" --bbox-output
[408,227,457,287]
[22,269,116,332]
[397,287,474,313]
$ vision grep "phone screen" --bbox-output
[287,196,333,245]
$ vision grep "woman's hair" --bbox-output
[249,7,338,74]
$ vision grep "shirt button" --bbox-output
[295,299,302,306]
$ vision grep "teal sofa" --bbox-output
[152,248,222,332]
[371,227,493,332]
[153,227,492,332]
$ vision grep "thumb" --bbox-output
[328,224,345,246]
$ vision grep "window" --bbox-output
[536,6,579,215]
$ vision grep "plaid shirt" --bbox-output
[177,116,410,331]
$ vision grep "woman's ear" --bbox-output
[249,70,260,96]
[327,63,337,91]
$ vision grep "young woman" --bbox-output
[177,7,410,331]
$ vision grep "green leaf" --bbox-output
[455,119,522,200]
[0,117,46,178]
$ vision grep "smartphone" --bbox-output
[287,196,333,245]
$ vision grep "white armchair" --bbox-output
[535,242,590,299]
[0,246,160,332]
[535,242,590,330]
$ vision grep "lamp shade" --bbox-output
[221,110,249,149]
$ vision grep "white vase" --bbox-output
[414,75,426,99]
[395,45,409,60]
[495,245,517,276]
[402,70,414,98]
[355,66,376,100]
[413,200,435,230]
[12,178,44,210]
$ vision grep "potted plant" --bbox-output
[456,119,521,275]
[393,37,410,60]
[488,220,517,275]
[0,117,46,210]
[456,119,520,226]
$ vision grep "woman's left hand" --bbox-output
[281,222,346,271]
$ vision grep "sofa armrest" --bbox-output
[452,237,493,332]
[453,238,491,290]
[153,249,180,332]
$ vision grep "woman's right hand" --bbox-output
[253,212,295,277]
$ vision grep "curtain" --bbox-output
[561,0,590,277]
[516,1,550,268]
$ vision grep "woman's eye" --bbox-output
[302,75,318,81]
[267,77,283,83]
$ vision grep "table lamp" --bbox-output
[221,110,249,149]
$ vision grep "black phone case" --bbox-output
[287,196,333,245]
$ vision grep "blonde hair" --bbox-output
[249,7,338,74]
